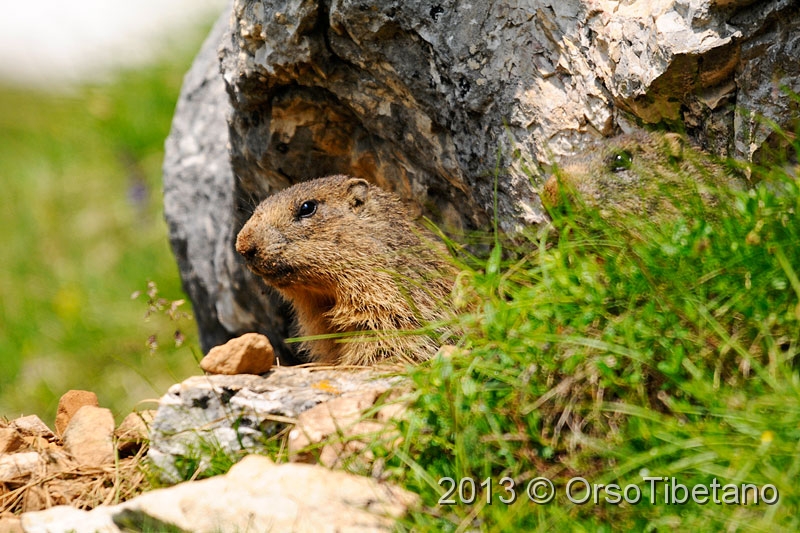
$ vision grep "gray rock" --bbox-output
[21,455,418,533]
[163,0,799,356]
[162,5,300,361]
[733,2,800,161]
[147,367,399,483]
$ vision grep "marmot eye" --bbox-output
[607,150,633,172]
[296,200,318,219]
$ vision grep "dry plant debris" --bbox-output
[0,392,152,518]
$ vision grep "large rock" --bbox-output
[163,6,300,362]
[163,0,800,354]
[148,366,400,483]
[21,455,418,533]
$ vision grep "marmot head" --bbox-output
[236,175,456,366]
[236,175,413,292]
[540,131,727,217]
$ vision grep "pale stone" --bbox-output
[21,455,418,533]
[62,406,115,467]
[55,390,99,436]
[315,422,385,470]
[21,485,48,513]
[20,505,117,533]
[114,410,155,455]
[10,415,54,441]
[200,332,275,375]
[0,452,43,482]
[288,390,381,461]
[375,401,408,424]
[285,388,410,468]
[20,435,54,451]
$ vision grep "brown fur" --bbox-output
[236,175,454,366]
[542,131,746,217]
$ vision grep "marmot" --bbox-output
[542,131,746,217]
[236,175,455,366]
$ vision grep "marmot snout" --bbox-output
[236,175,454,366]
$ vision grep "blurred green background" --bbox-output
[0,22,216,426]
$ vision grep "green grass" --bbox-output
[0,29,211,425]
[372,134,800,530]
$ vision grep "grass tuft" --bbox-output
[378,132,800,530]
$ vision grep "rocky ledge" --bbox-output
[148,366,404,482]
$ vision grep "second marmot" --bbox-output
[236,175,455,366]
[542,131,746,218]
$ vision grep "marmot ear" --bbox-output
[346,178,369,210]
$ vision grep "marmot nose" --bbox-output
[240,243,258,261]
[236,232,258,261]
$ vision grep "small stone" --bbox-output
[62,406,115,467]
[10,415,55,441]
[0,452,43,482]
[0,428,24,454]
[200,332,275,375]
[20,505,115,533]
[39,449,76,476]
[115,410,155,455]
[55,390,99,435]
